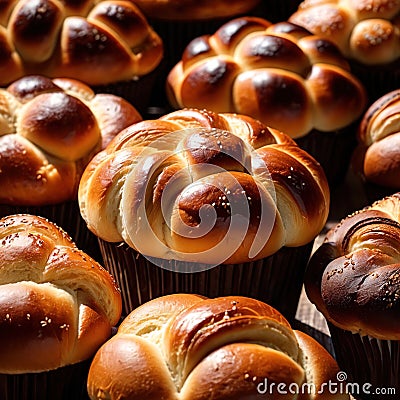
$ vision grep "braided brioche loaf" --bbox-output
[79,108,330,265]
[305,193,400,339]
[356,89,400,189]
[166,18,367,139]
[87,294,348,400]
[0,214,122,373]
[128,0,261,20]
[289,0,400,65]
[0,74,141,206]
[0,0,163,86]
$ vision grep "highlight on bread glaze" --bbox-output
[87,294,349,400]
[0,0,163,86]
[305,193,400,339]
[0,74,141,206]
[289,0,400,65]
[0,213,122,373]
[166,18,367,139]
[78,108,330,270]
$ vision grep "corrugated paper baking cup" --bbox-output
[99,239,313,322]
[0,359,91,400]
[328,323,400,400]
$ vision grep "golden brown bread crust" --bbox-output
[0,213,122,373]
[354,89,400,189]
[87,294,348,400]
[305,193,400,339]
[128,0,261,21]
[167,18,367,139]
[0,0,163,86]
[289,0,400,65]
[0,74,141,206]
[79,108,330,265]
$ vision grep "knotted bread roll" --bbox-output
[305,193,400,339]
[0,74,141,206]
[0,214,122,373]
[356,89,400,189]
[87,294,348,400]
[0,0,163,86]
[167,18,367,139]
[289,0,400,65]
[79,108,330,265]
